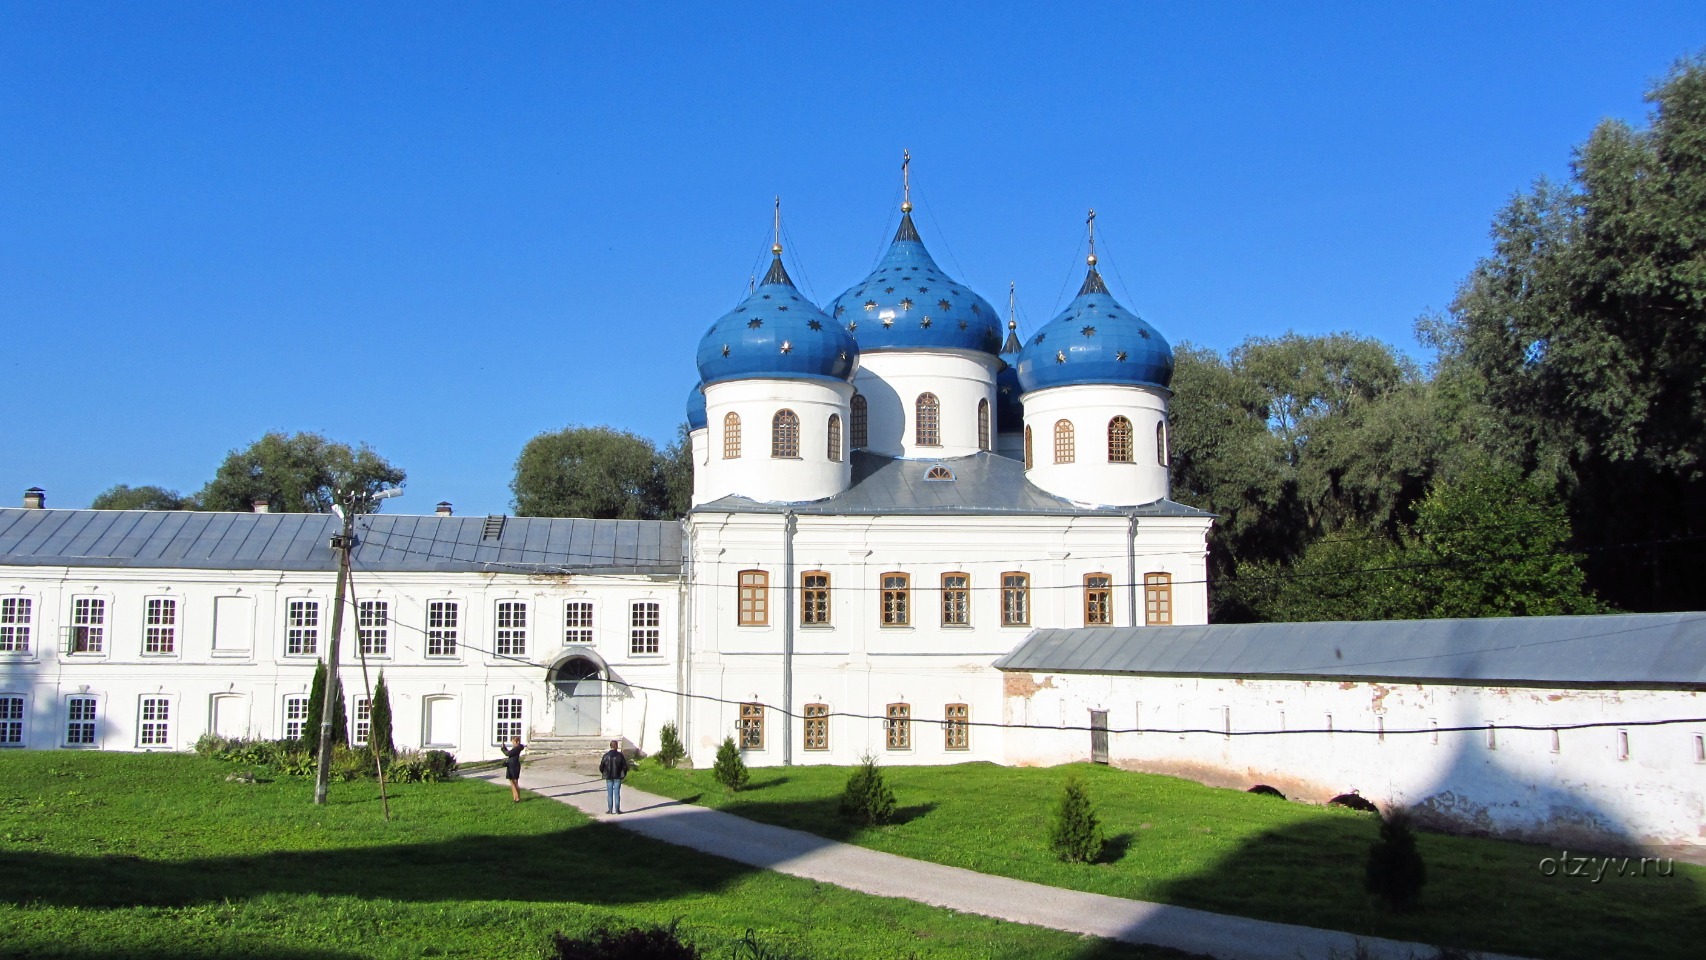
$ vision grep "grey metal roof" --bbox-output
[993,614,1706,688]
[695,451,1215,518]
[0,509,683,576]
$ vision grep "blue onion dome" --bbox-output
[1015,261,1173,394]
[686,384,708,431]
[826,207,1003,355]
[696,247,859,387]
[994,319,1024,432]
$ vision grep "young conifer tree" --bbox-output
[369,671,395,755]
[303,660,327,752]
[712,736,749,791]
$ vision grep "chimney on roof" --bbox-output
[22,487,45,509]
[436,501,453,517]
[251,497,270,514]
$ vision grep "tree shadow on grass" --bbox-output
[1099,831,1137,865]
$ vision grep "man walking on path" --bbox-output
[599,740,629,814]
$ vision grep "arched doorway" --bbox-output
[548,655,603,736]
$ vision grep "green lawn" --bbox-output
[0,752,1186,960]
[626,760,1705,960]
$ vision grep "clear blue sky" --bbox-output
[4,2,1702,517]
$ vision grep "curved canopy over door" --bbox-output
[550,656,603,736]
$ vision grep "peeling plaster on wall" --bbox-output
[1004,672,1056,698]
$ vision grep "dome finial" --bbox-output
[772,195,783,256]
[1086,208,1098,267]
[1001,282,1023,354]
[901,149,912,213]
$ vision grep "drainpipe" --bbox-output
[1126,510,1140,627]
[676,517,692,760]
[782,510,797,767]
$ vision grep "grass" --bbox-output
[626,760,1705,960]
[0,752,1189,960]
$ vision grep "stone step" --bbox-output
[524,735,636,757]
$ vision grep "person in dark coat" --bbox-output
[598,739,629,814]
[501,736,525,802]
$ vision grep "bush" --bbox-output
[838,753,897,826]
[304,661,327,752]
[369,672,395,756]
[712,736,749,791]
[654,722,686,769]
[333,745,375,782]
[1366,807,1427,910]
[547,922,700,960]
[389,749,459,783]
[1049,774,1105,863]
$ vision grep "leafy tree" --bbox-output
[1440,56,1706,610]
[1049,774,1105,863]
[711,736,749,791]
[657,422,695,519]
[369,672,394,756]
[839,753,897,826]
[511,425,682,519]
[89,484,194,511]
[199,432,404,514]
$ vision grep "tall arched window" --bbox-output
[1157,420,1170,466]
[850,394,868,449]
[977,399,991,452]
[1024,425,1033,469]
[1053,419,1075,464]
[772,409,799,458]
[723,412,742,459]
[1108,416,1133,462]
[915,393,940,446]
[827,414,842,462]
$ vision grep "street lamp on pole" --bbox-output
[313,485,403,806]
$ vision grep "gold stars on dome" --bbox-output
[899,298,913,311]
[807,319,822,330]
[1116,350,1128,362]
[920,316,932,328]
[780,340,793,354]
[1055,350,1067,364]
[848,321,858,332]
[747,318,763,329]
[957,319,968,330]
[722,345,731,357]
[938,299,951,312]
[864,300,876,311]
[882,315,895,328]
[1081,325,1097,337]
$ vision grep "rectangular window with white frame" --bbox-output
[564,601,594,645]
[427,600,460,657]
[630,601,661,656]
[357,600,389,657]
[282,694,309,741]
[494,696,524,744]
[65,697,97,746]
[495,600,528,657]
[138,696,172,748]
[0,597,33,653]
[286,599,319,656]
[352,696,372,746]
[71,596,106,654]
[0,695,24,746]
[144,597,177,655]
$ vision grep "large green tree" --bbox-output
[1440,55,1706,610]
[198,432,405,514]
[89,484,193,511]
[511,424,685,519]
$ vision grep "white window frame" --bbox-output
[69,595,107,655]
[494,696,524,744]
[494,599,528,658]
[282,694,310,741]
[351,695,372,746]
[143,596,178,656]
[629,600,661,656]
[285,598,320,657]
[137,695,173,749]
[564,601,594,646]
[65,695,99,747]
[0,596,33,655]
[357,599,390,658]
[0,694,25,747]
[426,599,460,658]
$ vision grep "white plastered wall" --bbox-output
[853,351,998,458]
[698,378,853,505]
[1022,383,1170,506]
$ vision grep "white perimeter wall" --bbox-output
[1003,671,1706,850]
[0,566,683,761]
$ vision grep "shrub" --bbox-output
[712,736,749,791]
[369,672,395,756]
[1366,807,1427,910]
[547,922,700,960]
[388,749,459,783]
[1049,774,1105,863]
[304,661,327,752]
[333,745,375,782]
[654,722,686,769]
[838,753,897,826]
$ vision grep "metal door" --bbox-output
[551,657,603,736]
[1090,709,1109,764]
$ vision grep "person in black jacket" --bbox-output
[501,736,525,802]
[598,740,629,814]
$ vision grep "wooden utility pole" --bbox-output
[313,499,356,806]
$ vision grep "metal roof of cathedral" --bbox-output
[996,613,1706,688]
[1016,264,1175,394]
[695,251,859,388]
[826,210,1003,355]
[693,451,1213,517]
[0,509,683,575]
